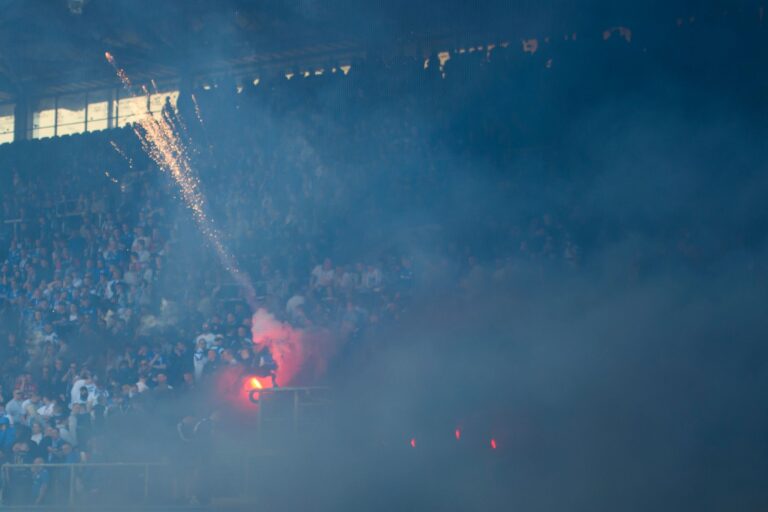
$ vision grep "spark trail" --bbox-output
[105,53,256,308]
[109,141,134,169]
[190,94,205,127]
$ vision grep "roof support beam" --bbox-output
[13,95,28,141]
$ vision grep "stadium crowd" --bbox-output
[0,30,746,505]
[0,50,587,504]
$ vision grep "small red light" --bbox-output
[490,438,497,450]
[455,428,461,441]
[410,438,416,448]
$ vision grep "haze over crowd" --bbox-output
[0,1,766,510]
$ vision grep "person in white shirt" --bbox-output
[30,422,44,447]
[136,375,150,393]
[70,372,93,407]
[21,392,42,425]
[131,227,150,254]
[6,390,25,426]
[134,239,151,263]
[286,292,305,319]
[311,258,335,289]
[41,324,60,346]
[21,392,41,415]
[362,265,383,291]
[36,397,55,420]
[193,339,207,382]
[195,324,216,349]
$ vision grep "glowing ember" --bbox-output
[103,170,119,184]
[110,141,134,168]
[437,51,451,78]
[190,93,204,127]
[522,38,539,54]
[104,52,132,89]
[603,26,632,43]
[455,428,461,441]
[410,438,417,448]
[485,43,496,61]
[490,438,497,450]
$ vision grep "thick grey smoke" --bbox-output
[1,2,766,511]
[153,11,768,509]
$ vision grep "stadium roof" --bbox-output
[0,0,751,101]
[0,0,534,102]
[0,0,362,101]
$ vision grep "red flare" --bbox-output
[410,438,416,448]
[490,438,497,450]
[455,428,461,441]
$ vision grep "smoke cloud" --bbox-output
[251,308,337,386]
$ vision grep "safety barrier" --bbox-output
[0,461,167,507]
[0,388,333,509]
[253,386,332,437]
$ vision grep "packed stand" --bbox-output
[0,50,585,505]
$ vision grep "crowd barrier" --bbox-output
[1,461,166,507]
[0,387,332,509]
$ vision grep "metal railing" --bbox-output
[0,388,333,508]
[254,386,332,437]
[1,462,167,507]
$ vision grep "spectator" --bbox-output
[5,389,25,426]
[59,442,80,464]
[0,416,16,457]
[311,258,335,289]
[0,41,595,504]
[39,427,63,462]
[31,457,50,506]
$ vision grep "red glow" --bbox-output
[410,438,416,448]
[490,438,497,450]
[250,308,339,387]
[241,374,271,404]
[214,367,274,411]
[455,428,461,441]
[251,309,305,385]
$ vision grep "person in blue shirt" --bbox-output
[0,415,17,454]
[59,442,80,464]
[31,457,50,506]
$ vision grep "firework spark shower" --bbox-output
[105,53,257,308]
[105,53,329,387]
